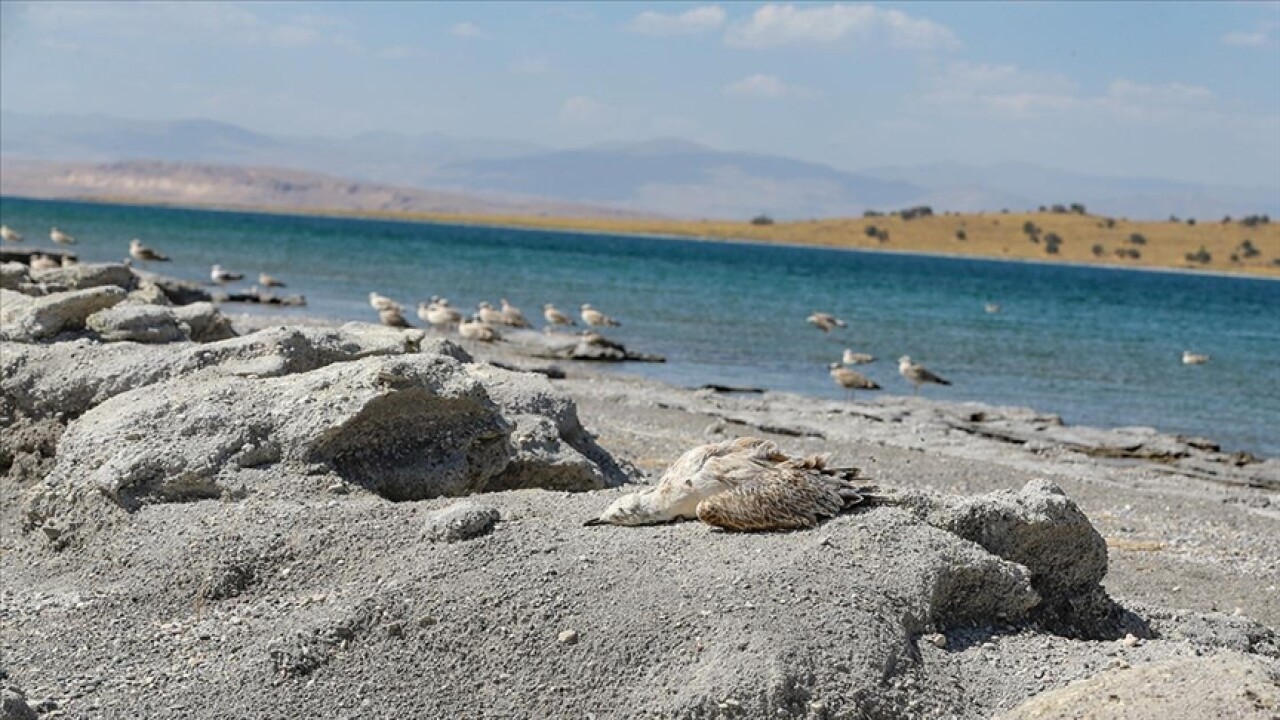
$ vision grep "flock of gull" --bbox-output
[803,310,952,398]
[2,221,1214,385]
[366,290,621,346]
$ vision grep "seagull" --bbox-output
[476,301,506,326]
[581,303,620,327]
[258,273,286,288]
[129,238,170,262]
[458,317,501,342]
[500,298,531,328]
[1182,351,1209,365]
[0,225,23,243]
[210,264,244,284]
[50,227,76,245]
[584,437,881,531]
[369,292,401,312]
[898,356,951,395]
[842,348,875,365]
[829,363,880,400]
[29,254,59,271]
[418,301,462,330]
[543,303,576,327]
[378,306,411,328]
[807,312,847,333]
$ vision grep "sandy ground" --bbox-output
[1,309,1277,719]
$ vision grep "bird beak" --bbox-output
[583,517,606,527]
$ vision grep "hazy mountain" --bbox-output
[3,112,1276,220]
[0,159,644,219]
[431,140,923,219]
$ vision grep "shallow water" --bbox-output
[4,196,1277,456]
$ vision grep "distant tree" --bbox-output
[1185,246,1211,264]
[1239,239,1260,258]
[1186,218,1196,226]
[1045,243,1060,255]
[1091,243,1105,257]
[955,229,967,241]
[750,214,775,226]
[1038,205,1047,212]
[1104,218,1116,229]
[1230,254,1240,263]
[1022,221,1039,235]
[1070,203,1087,215]
[877,228,890,242]
[1050,204,1068,214]
[864,225,880,238]
[863,209,883,218]
[1043,232,1063,245]
[1000,208,1010,214]
[1128,248,1142,259]
[1169,214,1180,223]
[1222,215,1232,224]
[897,205,933,221]
[1242,214,1270,228]
[1128,233,1147,245]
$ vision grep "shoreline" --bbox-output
[4,193,1277,282]
[3,279,1278,718]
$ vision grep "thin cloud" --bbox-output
[923,62,1217,122]
[725,3,959,50]
[508,57,552,76]
[450,21,484,39]
[722,73,815,100]
[630,5,726,36]
[558,96,606,124]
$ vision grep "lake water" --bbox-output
[3,196,1277,457]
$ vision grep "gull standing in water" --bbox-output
[581,303,621,327]
[129,238,170,263]
[543,303,576,328]
[210,264,244,284]
[0,225,23,243]
[807,312,847,333]
[1182,351,1209,365]
[50,227,76,245]
[585,437,881,531]
[829,363,880,400]
[842,348,875,365]
[258,273,286,288]
[898,356,951,395]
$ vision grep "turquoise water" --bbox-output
[3,196,1278,457]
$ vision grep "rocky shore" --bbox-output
[1,263,1277,719]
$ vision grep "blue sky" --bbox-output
[1,1,1278,187]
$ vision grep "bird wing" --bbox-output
[695,467,848,532]
[916,367,950,385]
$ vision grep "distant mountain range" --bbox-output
[3,111,1276,220]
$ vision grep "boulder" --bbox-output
[86,303,188,343]
[23,353,630,542]
[0,263,30,291]
[997,652,1279,720]
[0,684,37,720]
[0,286,127,341]
[423,501,501,542]
[172,302,236,342]
[126,280,172,306]
[29,262,136,291]
[0,325,438,431]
